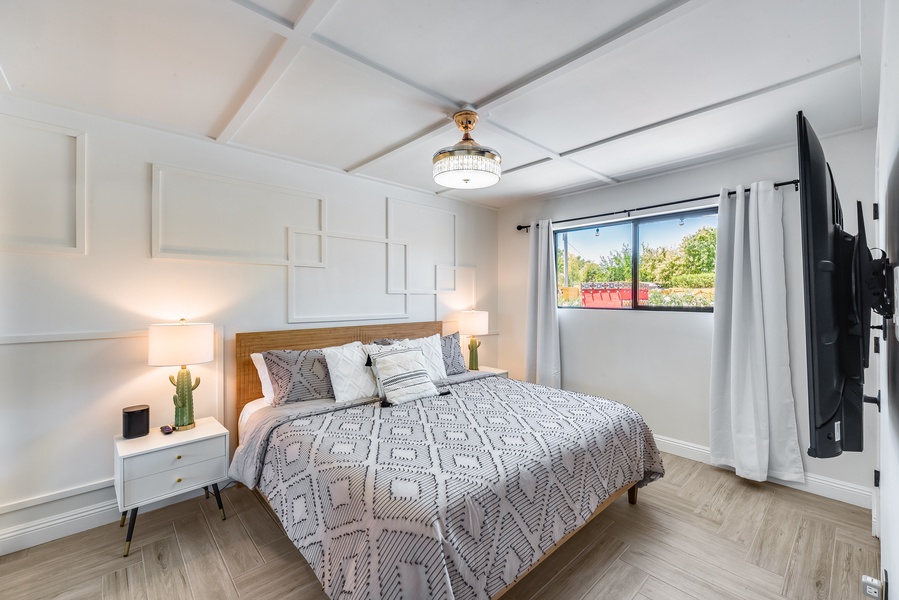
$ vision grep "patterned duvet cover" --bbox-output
[230,374,664,600]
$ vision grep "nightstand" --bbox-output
[475,366,509,377]
[113,416,229,556]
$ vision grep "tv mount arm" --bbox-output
[868,252,894,321]
[863,252,894,412]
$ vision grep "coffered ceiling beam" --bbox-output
[220,0,461,147]
[342,0,712,179]
[476,0,714,113]
[559,57,860,158]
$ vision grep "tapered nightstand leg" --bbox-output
[123,507,139,557]
[203,486,210,499]
[211,483,225,520]
[119,511,127,527]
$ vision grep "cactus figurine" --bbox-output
[468,336,481,371]
[170,367,200,430]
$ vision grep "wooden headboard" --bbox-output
[235,321,444,417]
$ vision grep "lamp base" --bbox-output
[468,336,481,371]
[170,366,199,432]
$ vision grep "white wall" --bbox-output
[877,0,899,584]
[498,128,879,508]
[0,93,499,554]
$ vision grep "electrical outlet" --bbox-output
[864,575,884,599]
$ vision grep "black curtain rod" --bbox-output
[515,179,800,231]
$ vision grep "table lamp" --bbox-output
[458,310,488,370]
[148,319,214,431]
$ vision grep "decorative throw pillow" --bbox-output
[398,334,448,381]
[262,349,333,406]
[440,332,467,375]
[370,348,438,405]
[322,341,379,402]
[250,353,275,401]
[362,341,408,365]
[362,342,410,395]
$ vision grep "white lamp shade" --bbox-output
[458,310,488,336]
[148,322,214,367]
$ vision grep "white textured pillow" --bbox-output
[370,348,438,405]
[250,353,275,402]
[398,334,447,381]
[322,341,379,403]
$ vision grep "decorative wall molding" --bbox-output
[0,327,225,424]
[0,114,86,255]
[436,265,477,322]
[0,329,146,346]
[0,478,113,516]
[386,197,458,294]
[151,164,324,265]
[150,166,465,324]
[288,197,459,323]
[0,328,225,519]
[653,434,873,509]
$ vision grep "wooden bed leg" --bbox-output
[627,484,638,505]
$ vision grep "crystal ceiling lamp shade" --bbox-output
[432,110,502,189]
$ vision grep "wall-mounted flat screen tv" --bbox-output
[797,111,893,458]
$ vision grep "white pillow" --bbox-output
[322,341,379,403]
[362,341,407,359]
[250,353,275,402]
[399,334,448,381]
[370,348,438,405]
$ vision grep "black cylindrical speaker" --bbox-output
[123,405,150,439]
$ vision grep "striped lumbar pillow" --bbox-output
[370,348,437,405]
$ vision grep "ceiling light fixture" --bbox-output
[432,110,501,189]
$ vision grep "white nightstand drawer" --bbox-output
[123,435,225,480]
[123,456,226,508]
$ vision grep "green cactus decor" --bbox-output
[170,367,200,430]
[468,336,481,371]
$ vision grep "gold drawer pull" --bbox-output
[176,478,182,483]
[176,455,182,460]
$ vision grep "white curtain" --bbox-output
[526,220,561,387]
[709,182,805,482]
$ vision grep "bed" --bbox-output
[229,321,663,600]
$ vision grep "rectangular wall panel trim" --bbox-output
[151,164,324,265]
[0,114,86,255]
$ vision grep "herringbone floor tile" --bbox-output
[0,453,879,600]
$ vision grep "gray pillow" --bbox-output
[262,349,334,406]
[441,332,467,375]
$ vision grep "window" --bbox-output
[555,208,717,311]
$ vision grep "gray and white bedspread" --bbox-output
[230,375,664,600]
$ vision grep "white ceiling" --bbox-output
[0,0,883,208]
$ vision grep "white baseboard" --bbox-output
[654,434,873,509]
[0,499,121,556]
[0,483,227,556]
[654,435,712,464]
